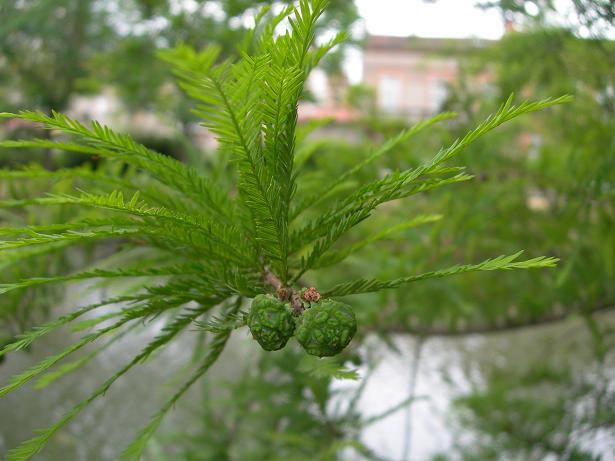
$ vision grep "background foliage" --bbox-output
[0,0,614,460]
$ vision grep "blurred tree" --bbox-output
[446,27,615,321]
[439,316,615,460]
[346,84,377,116]
[477,0,615,36]
[0,0,113,112]
[0,0,360,115]
[408,14,615,461]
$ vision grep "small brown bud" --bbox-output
[302,287,321,303]
[276,287,290,300]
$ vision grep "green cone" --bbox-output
[296,299,357,357]
[248,294,295,351]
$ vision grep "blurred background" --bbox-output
[0,1,614,460]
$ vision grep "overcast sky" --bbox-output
[355,0,505,39]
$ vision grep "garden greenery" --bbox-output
[0,0,570,459]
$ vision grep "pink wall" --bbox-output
[363,48,461,118]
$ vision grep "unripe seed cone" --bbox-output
[296,299,357,357]
[248,294,295,351]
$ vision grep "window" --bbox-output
[431,79,449,112]
[378,76,401,114]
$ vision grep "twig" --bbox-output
[263,267,304,315]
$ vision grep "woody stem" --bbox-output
[263,267,304,315]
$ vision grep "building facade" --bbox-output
[363,35,493,119]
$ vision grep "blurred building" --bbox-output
[363,35,493,119]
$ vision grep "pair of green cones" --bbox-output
[248,294,357,357]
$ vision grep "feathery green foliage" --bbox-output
[323,251,559,297]
[0,1,570,458]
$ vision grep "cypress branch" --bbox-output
[323,252,560,297]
